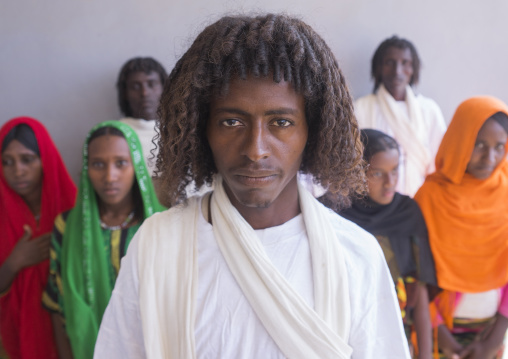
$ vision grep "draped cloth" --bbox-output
[357,84,433,196]
[62,121,165,359]
[137,176,353,359]
[340,193,437,287]
[415,96,508,294]
[376,85,432,196]
[0,117,76,359]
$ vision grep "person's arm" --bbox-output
[0,225,50,293]
[437,324,462,359]
[413,283,432,359]
[51,313,74,359]
[458,313,508,359]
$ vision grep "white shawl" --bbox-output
[361,84,432,196]
[137,176,352,358]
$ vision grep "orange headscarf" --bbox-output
[415,96,508,293]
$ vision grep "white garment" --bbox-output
[119,118,158,176]
[95,194,410,359]
[354,86,447,196]
[454,290,500,319]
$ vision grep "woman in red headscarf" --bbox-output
[415,97,508,359]
[0,117,76,359]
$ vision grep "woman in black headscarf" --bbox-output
[341,129,437,359]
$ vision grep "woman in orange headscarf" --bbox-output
[415,96,508,359]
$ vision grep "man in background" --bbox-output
[117,57,167,175]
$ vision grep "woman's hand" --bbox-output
[0,225,51,293]
[8,225,51,271]
[459,340,497,359]
[438,324,462,359]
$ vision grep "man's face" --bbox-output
[380,47,413,100]
[207,75,308,211]
[125,71,163,120]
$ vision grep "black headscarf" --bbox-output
[341,129,437,287]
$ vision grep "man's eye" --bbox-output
[272,119,292,127]
[148,80,159,88]
[91,161,104,168]
[222,119,242,127]
[117,160,129,167]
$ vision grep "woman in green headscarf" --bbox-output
[42,121,165,359]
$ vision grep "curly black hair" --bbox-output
[116,57,168,117]
[371,35,421,92]
[156,14,366,209]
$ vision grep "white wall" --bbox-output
[2,0,508,182]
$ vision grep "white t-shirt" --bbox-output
[95,196,410,359]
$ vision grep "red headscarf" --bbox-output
[0,117,76,359]
[415,96,508,294]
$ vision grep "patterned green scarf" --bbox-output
[62,121,165,359]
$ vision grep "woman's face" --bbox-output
[2,139,43,201]
[466,118,508,180]
[87,135,135,208]
[366,148,399,205]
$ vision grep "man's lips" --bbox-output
[232,170,278,186]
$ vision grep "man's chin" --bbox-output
[231,191,275,209]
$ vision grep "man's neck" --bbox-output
[388,87,406,102]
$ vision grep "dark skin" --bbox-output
[413,284,432,359]
[0,140,50,294]
[438,314,508,359]
[51,314,74,359]
[207,76,308,229]
[379,47,413,101]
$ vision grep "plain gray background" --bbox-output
[2,0,508,182]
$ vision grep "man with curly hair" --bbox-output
[355,36,446,197]
[117,57,167,175]
[95,15,410,359]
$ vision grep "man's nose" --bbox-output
[242,124,270,162]
[395,62,404,76]
[140,84,149,97]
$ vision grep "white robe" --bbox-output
[119,118,158,176]
[94,192,410,358]
[354,86,447,196]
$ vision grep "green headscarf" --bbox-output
[62,121,165,359]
